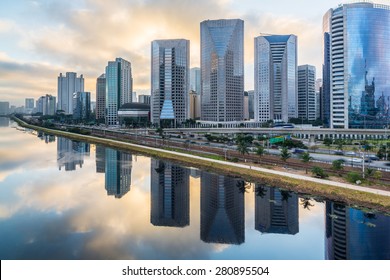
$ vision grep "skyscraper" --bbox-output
[254,34,297,123]
[151,39,190,126]
[247,90,254,119]
[200,19,244,122]
[37,95,56,116]
[323,2,390,129]
[105,58,133,125]
[96,74,106,122]
[0,102,10,115]
[150,159,190,227]
[57,72,84,114]
[190,67,201,94]
[298,65,316,121]
[25,98,34,114]
[73,92,91,120]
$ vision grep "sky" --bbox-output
[0,0,389,106]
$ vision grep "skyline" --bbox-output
[1,0,390,106]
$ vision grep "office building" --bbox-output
[96,74,106,121]
[0,102,10,115]
[254,34,297,123]
[118,102,150,127]
[57,72,84,114]
[298,65,316,121]
[190,67,201,94]
[200,171,245,244]
[105,58,133,125]
[189,90,201,119]
[37,95,56,116]
[25,98,34,114]
[243,91,249,120]
[255,186,299,235]
[151,39,190,126]
[138,94,151,105]
[73,92,91,120]
[323,2,390,128]
[201,19,244,122]
[105,148,132,198]
[150,159,190,227]
[248,90,254,119]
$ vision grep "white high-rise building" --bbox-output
[151,39,190,126]
[57,72,84,114]
[105,58,133,126]
[298,65,316,121]
[200,19,244,122]
[254,35,297,123]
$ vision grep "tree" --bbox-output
[280,147,291,163]
[300,152,313,174]
[237,141,250,160]
[255,144,265,158]
[255,185,267,198]
[334,139,344,151]
[311,166,328,178]
[373,170,382,184]
[332,160,344,176]
[300,197,315,210]
[323,137,333,153]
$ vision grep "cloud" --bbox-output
[1,0,325,105]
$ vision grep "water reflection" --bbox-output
[200,172,245,245]
[1,122,390,260]
[255,185,299,235]
[150,159,190,227]
[57,137,90,171]
[325,202,390,260]
[105,148,132,198]
[0,117,10,127]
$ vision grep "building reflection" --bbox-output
[105,148,132,199]
[57,137,89,171]
[0,117,9,127]
[325,202,390,260]
[38,132,55,143]
[95,145,106,173]
[150,159,190,227]
[200,172,245,244]
[254,185,299,235]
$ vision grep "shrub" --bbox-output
[346,172,363,184]
[311,166,328,178]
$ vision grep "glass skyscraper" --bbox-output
[323,2,390,129]
[200,19,244,122]
[105,58,133,126]
[151,39,190,126]
[298,65,316,121]
[254,34,297,123]
[57,72,84,115]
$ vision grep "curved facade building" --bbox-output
[323,2,390,129]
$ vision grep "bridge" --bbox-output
[160,127,390,140]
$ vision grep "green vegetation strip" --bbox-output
[13,117,390,213]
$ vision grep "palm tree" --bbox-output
[255,185,268,198]
[300,197,314,210]
[237,141,250,161]
[332,159,344,176]
[255,144,265,160]
[300,152,313,174]
[323,137,332,154]
[280,147,291,164]
[236,180,251,193]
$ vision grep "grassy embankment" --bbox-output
[13,117,390,213]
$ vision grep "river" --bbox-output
[0,117,389,260]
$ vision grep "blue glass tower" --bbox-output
[324,2,390,128]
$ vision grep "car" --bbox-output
[368,155,379,161]
[334,150,344,155]
[345,151,357,156]
[293,148,307,154]
[351,158,363,163]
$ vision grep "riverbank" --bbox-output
[12,116,390,212]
